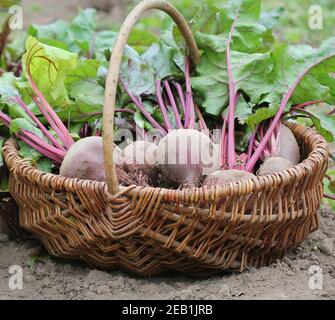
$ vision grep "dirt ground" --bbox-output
[21,0,129,26]
[0,0,333,301]
[0,207,334,300]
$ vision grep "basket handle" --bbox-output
[103,0,200,195]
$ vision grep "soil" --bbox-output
[1,0,334,300]
[21,0,129,26]
[0,207,334,300]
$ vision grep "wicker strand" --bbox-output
[102,0,200,195]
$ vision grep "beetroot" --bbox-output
[157,129,215,187]
[278,124,300,165]
[123,141,157,165]
[257,156,294,176]
[203,169,256,186]
[203,143,221,175]
[60,136,123,181]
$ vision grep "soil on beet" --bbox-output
[0,207,334,300]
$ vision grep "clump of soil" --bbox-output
[0,207,334,300]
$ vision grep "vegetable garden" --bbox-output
[0,0,334,280]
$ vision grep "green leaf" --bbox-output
[29,20,68,41]
[194,20,269,54]
[0,72,19,101]
[134,109,148,130]
[72,95,103,115]
[131,102,157,131]
[245,105,278,129]
[191,48,273,116]
[71,8,96,32]
[190,5,228,34]
[65,59,103,98]
[10,118,45,140]
[235,98,253,124]
[259,7,285,29]
[37,38,70,51]
[191,74,228,116]
[66,9,96,54]
[224,0,261,23]
[263,39,335,107]
[296,109,335,143]
[18,140,42,163]
[160,24,186,71]
[5,30,27,61]
[90,30,140,62]
[28,9,97,56]
[22,36,77,107]
[92,30,116,60]
[120,56,156,96]
[54,99,102,123]
[141,42,180,79]
[190,0,275,116]
[121,31,186,97]
[36,157,52,173]
[7,102,35,123]
[128,27,158,53]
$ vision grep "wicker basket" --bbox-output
[2,0,330,276]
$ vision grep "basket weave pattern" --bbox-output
[3,123,329,275]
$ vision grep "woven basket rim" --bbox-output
[2,123,329,202]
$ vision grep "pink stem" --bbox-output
[173,82,187,117]
[121,82,167,135]
[0,111,64,163]
[247,129,257,163]
[292,107,316,118]
[115,108,135,115]
[13,96,65,151]
[245,54,335,172]
[28,75,74,149]
[156,80,173,130]
[194,103,208,133]
[19,134,63,163]
[260,123,271,159]
[221,131,228,169]
[226,11,240,170]
[220,112,229,169]
[283,100,322,117]
[291,100,322,110]
[0,111,11,127]
[32,96,68,149]
[22,130,66,158]
[163,80,183,129]
[185,58,195,129]
[324,193,335,201]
